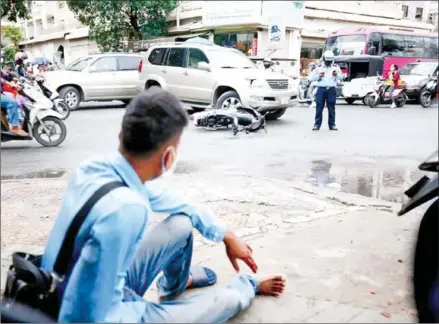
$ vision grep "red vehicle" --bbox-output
[323,26,438,76]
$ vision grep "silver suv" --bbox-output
[44,53,142,110]
[138,42,298,120]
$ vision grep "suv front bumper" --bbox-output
[242,89,298,112]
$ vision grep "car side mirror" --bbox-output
[197,62,211,72]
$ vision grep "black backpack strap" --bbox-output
[53,181,125,276]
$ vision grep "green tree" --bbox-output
[0,0,30,22]
[1,25,24,48]
[2,46,16,62]
[66,0,177,52]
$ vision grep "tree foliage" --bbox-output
[2,46,16,62]
[0,0,29,22]
[66,0,177,52]
[1,25,24,48]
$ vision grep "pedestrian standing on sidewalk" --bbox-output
[42,89,286,323]
[310,50,343,131]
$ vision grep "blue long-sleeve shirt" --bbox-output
[309,63,343,88]
[41,152,226,322]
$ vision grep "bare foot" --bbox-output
[185,275,193,289]
[257,275,286,297]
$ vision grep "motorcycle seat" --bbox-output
[235,114,254,126]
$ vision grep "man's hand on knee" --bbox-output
[223,231,258,273]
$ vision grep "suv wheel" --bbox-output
[215,91,241,110]
[265,108,287,120]
[59,86,81,111]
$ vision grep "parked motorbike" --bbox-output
[366,76,408,108]
[35,75,70,120]
[420,76,438,109]
[193,106,266,136]
[298,78,317,106]
[1,77,67,147]
[398,150,438,323]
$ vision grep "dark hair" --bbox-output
[121,89,188,157]
[392,64,398,70]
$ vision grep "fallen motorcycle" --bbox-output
[420,76,438,109]
[1,77,67,147]
[398,150,438,323]
[193,106,266,136]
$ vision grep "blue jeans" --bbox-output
[315,86,336,128]
[124,214,259,323]
[1,93,20,126]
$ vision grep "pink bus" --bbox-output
[323,26,438,76]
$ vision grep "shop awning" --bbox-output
[175,32,211,41]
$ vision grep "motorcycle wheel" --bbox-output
[54,101,70,120]
[420,90,432,108]
[32,116,67,147]
[395,96,407,108]
[366,94,378,108]
[413,199,438,323]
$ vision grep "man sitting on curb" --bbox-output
[42,89,286,323]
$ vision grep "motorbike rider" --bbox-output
[306,62,318,106]
[310,50,343,131]
[263,57,274,71]
[1,70,28,136]
[15,58,26,78]
[384,64,401,109]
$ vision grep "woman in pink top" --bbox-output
[384,64,400,108]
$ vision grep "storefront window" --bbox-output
[214,32,258,56]
[300,43,323,76]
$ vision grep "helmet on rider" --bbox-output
[322,50,335,67]
[263,57,272,69]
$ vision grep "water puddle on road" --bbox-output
[304,159,425,203]
[1,169,67,180]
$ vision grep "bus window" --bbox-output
[367,33,382,55]
[404,35,424,58]
[382,33,406,57]
[424,37,439,58]
[324,34,366,56]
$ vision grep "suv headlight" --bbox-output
[246,78,267,88]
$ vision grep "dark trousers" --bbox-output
[315,86,337,128]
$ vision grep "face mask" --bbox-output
[159,146,178,178]
[324,60,332,67]
[264,63,271,69]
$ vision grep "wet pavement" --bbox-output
[1,102,437,204]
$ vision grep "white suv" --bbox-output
[138,42,298,120]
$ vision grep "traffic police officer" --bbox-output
[309,50,343,131]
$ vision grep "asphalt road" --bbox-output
[1,101,437,202]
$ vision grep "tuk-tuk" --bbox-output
[334,55,384,81]
[334,55,384,105]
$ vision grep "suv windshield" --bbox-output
[207,50,256,69]
[65,57,93,71]
[400,63,437,76]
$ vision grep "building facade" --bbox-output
[15,0,437,69]
[17,0,97,66]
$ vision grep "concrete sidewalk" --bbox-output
[1,173,421,322]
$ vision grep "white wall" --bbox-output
[401,1,431,22]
